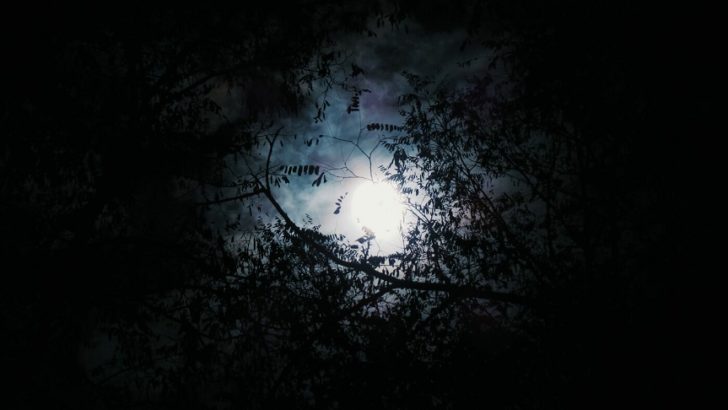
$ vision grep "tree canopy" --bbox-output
[2,2,691,409]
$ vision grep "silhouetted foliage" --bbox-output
[1,2,691,409]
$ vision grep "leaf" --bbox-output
[312,173,324,187]
[369,256,384,265]
[351,64,365,76]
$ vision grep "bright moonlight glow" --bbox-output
[351,181,405,242]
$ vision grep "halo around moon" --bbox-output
[350,180,406,248]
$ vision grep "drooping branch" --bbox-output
[256,176,537,307]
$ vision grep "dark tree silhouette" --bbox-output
[1,2,691,409]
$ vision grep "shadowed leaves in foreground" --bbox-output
[1,2,689,409]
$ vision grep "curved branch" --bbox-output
[264,127,283,191]
[257,182,537,307]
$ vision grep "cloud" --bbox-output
[210,19,497,253]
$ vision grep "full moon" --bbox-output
[351,181,406,245]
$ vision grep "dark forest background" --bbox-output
[0,2,710,409]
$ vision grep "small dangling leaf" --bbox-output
[312,173,324,187]
[351,64,365,76]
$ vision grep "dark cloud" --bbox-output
[206,20,499,254]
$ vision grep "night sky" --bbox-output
[1,2,707,409]
[206,21,498,254]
